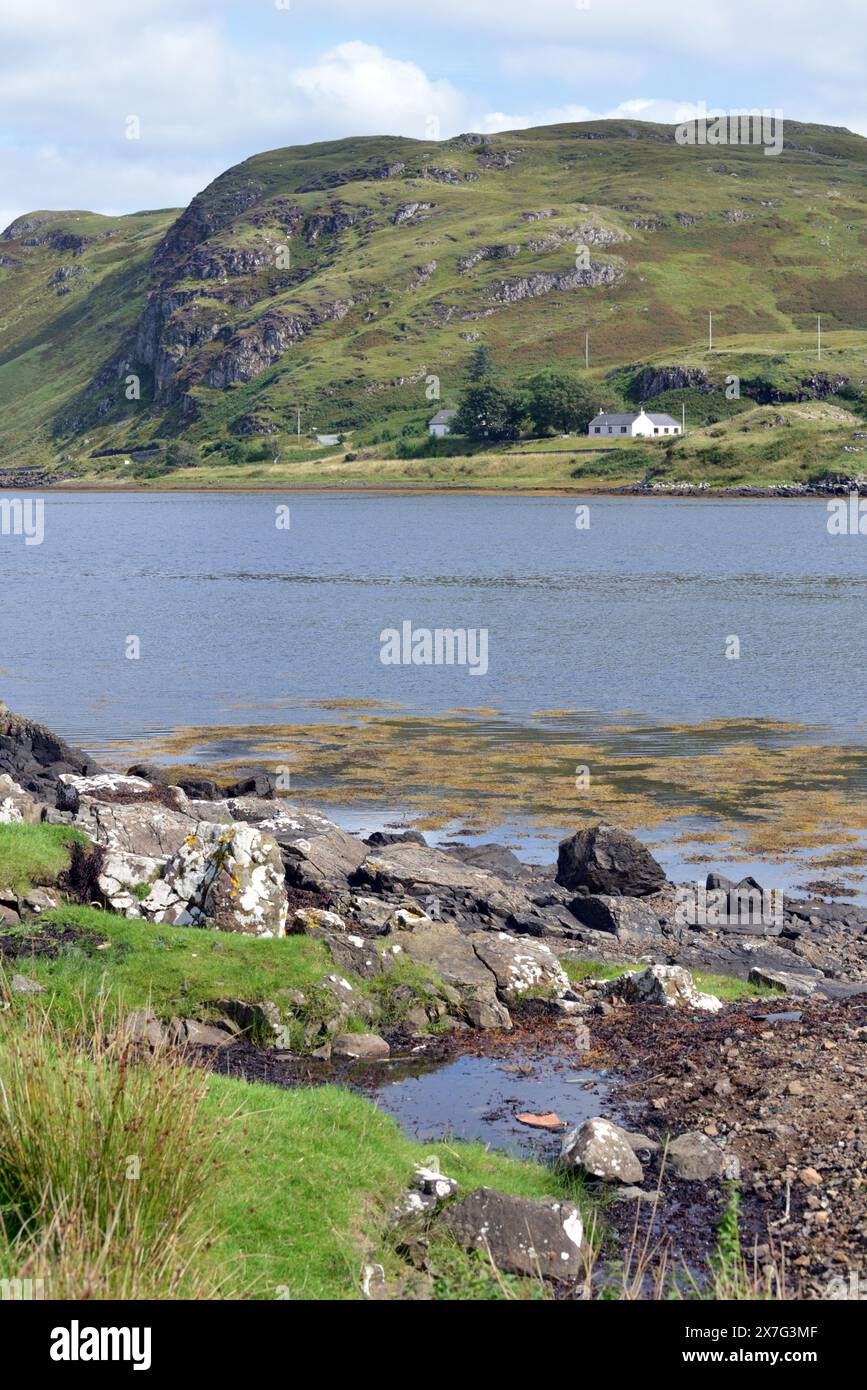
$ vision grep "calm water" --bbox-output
[359,1049,610,1158]
[0,491,865,746]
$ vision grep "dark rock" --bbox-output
[557,824,666,897]
[176,776,220,800]
[222,768,277,799]
[126,762,170,784]
[0,706,102,801]
[667,1132,736,1181]
[365,829,427,848]
[437,1188,584,1279]
[445,843,527,879]
[568,893,660,938]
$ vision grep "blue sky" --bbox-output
[2,0,866,230]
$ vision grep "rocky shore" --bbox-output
[618,472,867,498]
[2,705,866,1295]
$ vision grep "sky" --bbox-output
[2,0,866,231]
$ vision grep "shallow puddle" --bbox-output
[358,1048,611,1158]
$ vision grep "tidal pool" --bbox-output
[357,1048,611,1158]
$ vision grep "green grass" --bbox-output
[2,903,456,1044]
[0,1004,227,1299]
[0,997,593,1301]
[0,823,86,895]
[201,1074,590,1300]
[2,904,333,1028]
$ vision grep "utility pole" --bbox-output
[708,312,713,353]
[584,332,589,370]
[297,408,302,444]
[682,402,685,435]
[817,314,822,362]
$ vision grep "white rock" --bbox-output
[606,964,723,1013]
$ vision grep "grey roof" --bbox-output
[590,411,680,426]
[429,408,457,424]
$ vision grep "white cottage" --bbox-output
[428,408,458,437]
[588,406,681,438]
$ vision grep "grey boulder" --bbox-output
[437,1187,584,1280]
[560,1117,644,1184]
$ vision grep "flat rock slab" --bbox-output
[470,931,568,1001]
[331,1033,390,1060]
[748,967,819,996]
[437,1187,584,1280]
[357,842,532,918]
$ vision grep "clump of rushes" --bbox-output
[0,998,237,1299]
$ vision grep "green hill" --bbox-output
[3,118,867,484]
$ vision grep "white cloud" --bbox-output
[291,41,466,138]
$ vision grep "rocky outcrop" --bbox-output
[384,920,512,1030]
[557,824,666,898]
[151,177,265,277]
[225,799,368,892]
[141,821,288,936]
[58,774,198,859]
[469,932,568,1002]
[567,894,659,939]
[392,202,433,225]
[486,262,623,304]
[458,244,519,273]
[626,365,713,402]
[0,775,42,824]
[202,299,356,390]
[527,222,629,253]
[0,706,102,801]
[353,841,536,924]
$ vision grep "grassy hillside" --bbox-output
[3,119,867,484]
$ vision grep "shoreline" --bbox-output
[0,477,863,499]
